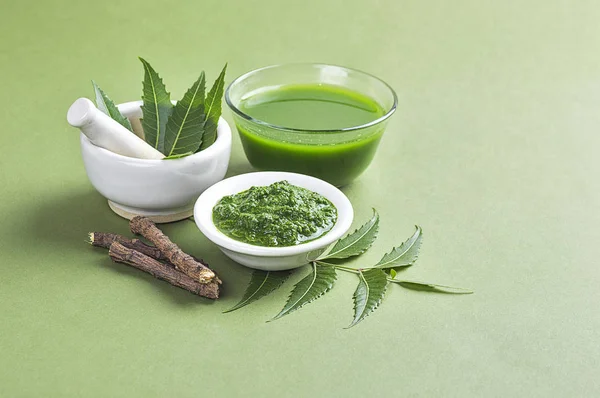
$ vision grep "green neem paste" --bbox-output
[212,181,337,247]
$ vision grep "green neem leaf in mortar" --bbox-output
[271,263,337,321]
[198,63,227,152]
[92,81,133,132]
[375,225,423,270]
[390,279,473,294]
[139,57,173,153]
[223,270,291,313]
[164,72,206,157]
[320,209,379,260]
[347,268,387,328]
[163,151,193,160]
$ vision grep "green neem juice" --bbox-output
[235,84,387,187]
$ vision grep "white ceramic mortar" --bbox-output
[80,100,232,223]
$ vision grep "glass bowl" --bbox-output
[225,63,397,187]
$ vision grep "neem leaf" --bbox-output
[347,268,387,328]
[163,151,193,160]
[164,72,206,156]
[271,263,337,321]
[375,225,423,270]
[390,279,473,294]
[198,63,227,152]
[223,270,291,313]
[92,81,133,131]
[139,57,173,153]
[320,209,379,260]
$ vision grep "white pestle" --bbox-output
[67,98,164,160]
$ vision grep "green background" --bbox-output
[1,0,599,396]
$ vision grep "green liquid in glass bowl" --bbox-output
[226,64,397,187]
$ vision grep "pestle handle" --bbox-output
[67,98,164,160]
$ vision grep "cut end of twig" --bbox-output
[88,232,95,245]
[198,269,216,284]
[131,216,220,285]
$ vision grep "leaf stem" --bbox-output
[316,261,360,274]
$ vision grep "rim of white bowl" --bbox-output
[193,172,354,257]
[80,100,231,163]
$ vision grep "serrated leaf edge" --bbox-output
[139,57,172,152]
[347,269,387,328]
[223,271,289,313]
[92,80,133,131]
[320,209,379,260]
[271,263,336,321]
[199,63,227,151]
[164,72,206,156]
[375,225,423,269]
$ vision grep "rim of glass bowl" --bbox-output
[224,63,398,134]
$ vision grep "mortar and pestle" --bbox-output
[67,98,232,223]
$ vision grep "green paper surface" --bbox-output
[1,0,599,396]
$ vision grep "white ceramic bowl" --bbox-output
[80,100,232,223]
[193,172,354,271]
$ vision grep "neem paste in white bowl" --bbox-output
[212,180,337,247]
[194,172,353,271]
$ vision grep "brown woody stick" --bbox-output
[89,232,165,260]
[108,242,219,299]
[89,232,222,286]
[89,232,214,275]
[130,216,216,284]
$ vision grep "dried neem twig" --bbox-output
[129,216,215,284]
[89,232,165,260]
[108,242,219,299]
[88,217,221,299]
